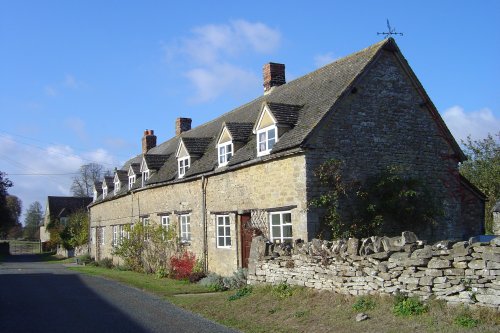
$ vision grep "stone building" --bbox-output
[88,38,484,276]
[40,196,92,249]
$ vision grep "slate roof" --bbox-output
[92,38,464,203]
[266,102,302,126]
[115,170,128,182]
[143,154,170,170]
[225,122,254,142]
[103,176,114,189]
[46,196,92,218]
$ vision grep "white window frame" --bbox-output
[216,215,231,248]
[119,224,128,240]
[114,181,120,195]
[178,157,190,178]
[257,125,277,157]
[102,186,108,198]
[161,215,170,230]
[269,211,293,244]
[99,227,105,245]
[93,189,97,202]
[128,175,136,190]
[217,142,233,167]
[142,170,150,187]
[180,214,191,242]
[112,225,119,246]
[142,217,150,240]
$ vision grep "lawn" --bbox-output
[67,262,500,333]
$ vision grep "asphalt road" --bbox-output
[0,255,238,333]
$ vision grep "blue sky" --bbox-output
[1,0,499,221]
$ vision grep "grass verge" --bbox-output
[67,265,500,333]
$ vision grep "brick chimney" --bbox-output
[176,117,192,136]
[142,129,156,153]
[263,62,285,94]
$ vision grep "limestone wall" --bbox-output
[247,232,500,310]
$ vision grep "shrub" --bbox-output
[228,286,253,301]
[454,313,480,328]
[156,267,167,279]
[199,273,226,291]
[222,268,248,290]
[272,282,294,299]
[170,251,196,280]
[77,253,93,265]
[97,257,114,269]
[392,292,427,316]
[352,296,376,311]
[189,272,206,283]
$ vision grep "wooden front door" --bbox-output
[240,214,252,268]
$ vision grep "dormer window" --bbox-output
[128,175,136,190]
[257,125,276,156]
[218,142,233,166]
[93,189,97,201]
[103,185,108,198]
[113,174,121,195]
[178,157,190,178]
[140,158,150,187]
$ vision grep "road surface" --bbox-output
[0,255,238,333]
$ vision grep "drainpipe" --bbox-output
[201,175,208,272]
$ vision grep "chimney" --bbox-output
[263,62,285,93]
[142,129,157,153]
[176,117,192,136]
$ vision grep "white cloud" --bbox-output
[43,74,84,97]
[185,63,259,103]
[314,52,338,68]
[0,134,120,218]
[442,106,500,143]
[44,85,58,97]
[64,74,81,89]
[166,20,281,103]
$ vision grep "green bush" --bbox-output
[352,296,376,311]
[77,253,93,265]
[272,282,294,299]
[96,257,114,269]
[454,313,480,328]
[222,268,248,290]
[228,286,253,301]
[392,292,427,316]
[199,273,226,291]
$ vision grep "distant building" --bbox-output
[89,38,484,276]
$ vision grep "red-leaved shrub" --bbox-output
[170,251,196,279]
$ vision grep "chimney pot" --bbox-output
[263,62,285,93]
[142,129,157,153]
[176,118,192,136]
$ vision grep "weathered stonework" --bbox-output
[248,233,500,310]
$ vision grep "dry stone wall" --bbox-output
[247,232,500,310]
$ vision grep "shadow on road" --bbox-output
[0,256,149,333]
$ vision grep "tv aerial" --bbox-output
[377,19,403,38]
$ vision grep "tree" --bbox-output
[459,132,500,234]
[47,209,89,250]
[0,171,14,238]
[70,163,106,197]
[24,201,43,240]
[6,195,22,238]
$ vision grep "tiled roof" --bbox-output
[46,196,92,218]
[143,154,170,170]
[267,102,302,126]
[93,38,463,201]
[225,122,254,142]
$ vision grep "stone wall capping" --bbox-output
[248,233,500,310]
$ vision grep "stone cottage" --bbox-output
[88,38,485,276]
[40,196,92,251]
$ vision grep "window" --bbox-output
[161,216,170,229]
[93,189,98,202]
[128,175,136,190]
[99,227,105,245]
[142,170,150,187]
[142,217,150,240]
[216,215,231,248]
[180,214,191,242]
[112,225,119,246]
[257,126,277,156]
[178,157,190,178]
[269,211,292,244]
[218,142,233,167]
[60,217,68,225]
[114,181,120,195]
[120,224,128,240]
[91,227,96,244]
[103,186,108,198]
